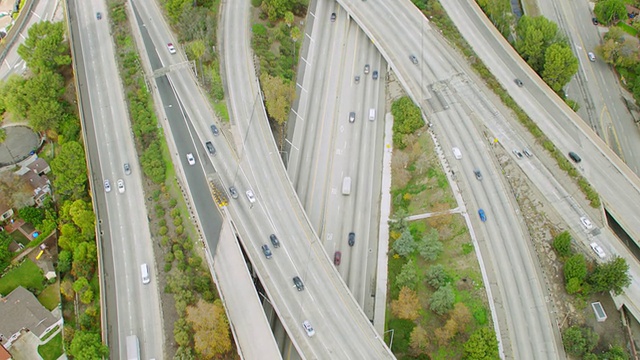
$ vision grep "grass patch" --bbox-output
[9,230,29,246]
[40,325,60,342]
[0,259,45,295]
[617,22,638,36]
[214,101,229,122]
[38,332,63,360]
[38,284,60,310]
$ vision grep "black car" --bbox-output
[124,163,131,175]
[592,17,599,25]
[409,54,418,64]
[293,276,304,291]
[206,141,216,155]
[349,112,356,123]
[270,234,280,248]
[96,12,102,20]
[331,13,336,22]
[348,232,355,246]
[515,78,524,87]
[569,151,582,163]
[473,169,482,181]
[354,75,360,84]
[229,186,239,199]
[211,124,219,136]
[262,244,272,259]
[372,70,379,80]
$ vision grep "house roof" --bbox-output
[0,286,57,345]
[20,171,48,191]
[26,158,50,175]
[0,344,10,360]
[0,202,10,216]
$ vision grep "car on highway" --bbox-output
[211,124,219,136]
[515,78,524,87]
[167,43,176,54]
[372,70,379,80]
[513,149,523,159]
[117,179,125,193]
[330,12,336,22]
[348,232,355,246]
[522,148,533,157]
[590,242,606,259]
[246,189,256,203]
[588,52,596,62]
[349,112,356,123]
[124,163,131,175]
[270,234,280,248]
[580,216,594,230]
[293,276,304,291]
[186,153,196,165]
[334,251,341,266]
[364,64,370,74]
[592,17,599,25]
[303,320,315,337]
[409,54,418,64]
[452,147,462,160]
[104,179,111,193]
[354,75,360,84]
[261,244,272,259]
[229,186,239,199]
[478,209,487,222]
[96,12,102,20]
[568,151,582,163]
[206,141,216,156]
[474,169,482,181]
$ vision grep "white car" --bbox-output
[117,179,125,193]
[588,52,595,62]
[590,242,606,259]
[452,147,462,160]
[186,153,196,165]
[246,189,256,203]
[580,216,593,230]
[104,179,111,193]
[167,43,176,54]
[302,320,315,337]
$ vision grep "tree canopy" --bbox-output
[594,0,628,25]
[541,43,579,92]
[463,327,499,360]
[50,141,88,199]
[588,256,631,295]
[17,21,71,74]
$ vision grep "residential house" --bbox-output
[26,158,51,176]
[0,286,61,348]
[0,203,13,222]
[20,171,50,207]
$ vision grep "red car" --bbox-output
[334,251,341,266]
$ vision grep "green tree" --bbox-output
[417,228,443,261]
[552,231,572,257]
[22,70,65,131]
[0,128,5,143]
[588,256,631,295]
[594,0,627,25]
[396,260,418,290]
[515,15,562,72]
[563,254,587,283]
[50,141,88,199]
[392,228,415,256]
[0,231,13,272]
[425,264,448,289]
[562,326,587,356]
[0,75,28,119]
[57,223,84,251]
[463,327,499,360]
[391,96,424,135]
[18,206,45,226]
[17,21,71,74]
[57,250,72,274]
[429,284,455,315]
[72,242,97,280]
[67,331,109,360]
[542,43,578,92]
[565,277,583,295]
[140,140,166,184]
[69,199,95,239]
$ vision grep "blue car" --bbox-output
[478,209,487,222]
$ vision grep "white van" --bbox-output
[452,147,462,160]
[369,108,376,121]
[342,177,352,195]
[141,264,150,284]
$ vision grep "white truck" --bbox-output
[126,335,140,360]
[342,177,352,195]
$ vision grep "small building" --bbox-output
[20,171,50,207]
[0,286,61,348]
[591,302,607,322]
